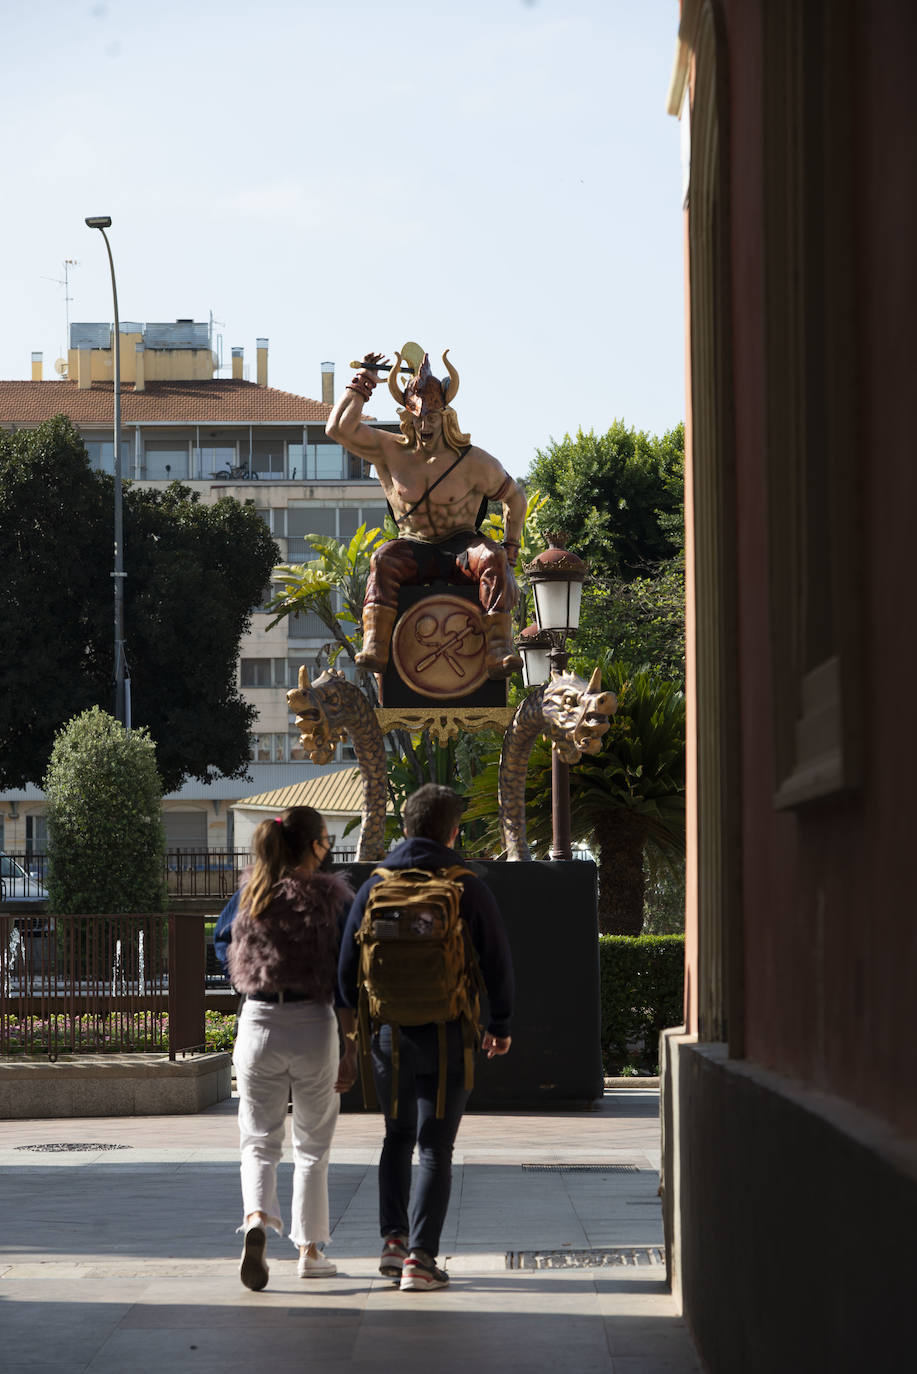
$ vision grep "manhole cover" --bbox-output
[507,1246,664,1269]
[15,1143,131,1153]
[521,1163,640,1173]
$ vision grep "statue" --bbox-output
[326,344,527,680]
[287,666,388,862]
[498,666,618,860]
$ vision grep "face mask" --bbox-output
[318,847,334,873]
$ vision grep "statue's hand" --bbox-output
[361,352,390,372]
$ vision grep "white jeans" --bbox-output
[233,998,340,1248]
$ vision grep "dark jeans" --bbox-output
[371,1021,470,1259]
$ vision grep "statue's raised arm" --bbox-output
[344,340,526,681]
[325,352,400,470]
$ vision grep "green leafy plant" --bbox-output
[599,934,684,1074]
[44,706,167,914]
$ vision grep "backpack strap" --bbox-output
[436,1023,448,1118]
[390,1024,400,1119]
[356,985,379,1112]
[461,1016,476,1093]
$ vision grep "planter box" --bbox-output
[0,1052,232,1118]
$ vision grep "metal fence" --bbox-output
[0,911,209,1058]
[2,849,357,902]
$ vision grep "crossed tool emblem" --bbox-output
[414,610,483,678]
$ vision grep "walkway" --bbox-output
[0,1090,701,1373]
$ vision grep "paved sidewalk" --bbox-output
[0,1090,701,1373]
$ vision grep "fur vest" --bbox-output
[227,870,353,1000]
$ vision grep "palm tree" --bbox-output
[464,660,685,934]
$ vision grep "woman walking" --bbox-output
[217,807,356,1290]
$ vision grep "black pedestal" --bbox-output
[338,858,602,1111]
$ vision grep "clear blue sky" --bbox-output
[2,0,684,478]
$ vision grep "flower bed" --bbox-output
[2,1010,237,1056]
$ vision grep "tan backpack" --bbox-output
[354,865,482,1118]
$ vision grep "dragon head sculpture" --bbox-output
[541,665,618,763]
[286,666,351,766]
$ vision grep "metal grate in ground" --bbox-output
[507,1246,664,1269]
[520,1162,640,1173]
[15,1143,132,1153]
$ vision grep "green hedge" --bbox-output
[599,934,684,1073]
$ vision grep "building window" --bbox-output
[85,436,132,475]
[240,659,271,688]
[293,443,346,480]
[249,732,290,763]
[145,441,190,480]
[240,658,289,688]
[250,440,286,479]
[198,444,237,478]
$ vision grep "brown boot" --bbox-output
[355,604,397,673]
[483,612,523,679]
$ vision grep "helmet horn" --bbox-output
[388,350,406,406]
[442,349,459,404]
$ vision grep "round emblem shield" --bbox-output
[391,596,487,700]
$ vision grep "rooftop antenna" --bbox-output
[42,258,79,359]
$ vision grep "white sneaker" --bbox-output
[297,1252,337,1278]
[240,1222,269,1291]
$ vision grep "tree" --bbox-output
[120,481,278,792]
[44,706,166,913]
[524,421,684,581]
[464,660,686,934]
[0,417,279,793]
[572,551,686,686]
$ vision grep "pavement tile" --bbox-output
[0,1090,704,1374]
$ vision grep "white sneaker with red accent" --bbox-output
[400,1250,449,1291]
[379,1234,409,1279]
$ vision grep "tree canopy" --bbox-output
[0,416,278,793]
[524,421,684,581]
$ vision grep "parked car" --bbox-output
[0,853,49,903]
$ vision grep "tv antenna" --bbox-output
[42,258,79,358]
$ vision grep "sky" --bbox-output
[1,0,685,479]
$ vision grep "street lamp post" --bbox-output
[85,216,130,729]
[518,537,588,861]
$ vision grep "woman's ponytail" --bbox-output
[241,808,324,917]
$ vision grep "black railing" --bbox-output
[2,849,358,902]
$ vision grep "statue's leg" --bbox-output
[457,538,523,679]
[357,541,420,672]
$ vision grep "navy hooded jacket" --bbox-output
[337,836,514,1038]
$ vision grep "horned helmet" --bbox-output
[388,342,471,453]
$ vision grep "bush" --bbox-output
[599,934,684,1073]
[45,707,166,914]
[3,1011,236,1054]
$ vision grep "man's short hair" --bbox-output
[402,783,464,845]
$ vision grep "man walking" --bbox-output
[338,783,514,1291]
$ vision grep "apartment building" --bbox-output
[0,320,396,854]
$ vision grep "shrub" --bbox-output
[4,1011,236,1054]
[599,934,684,1073]
[44,707,166,914]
